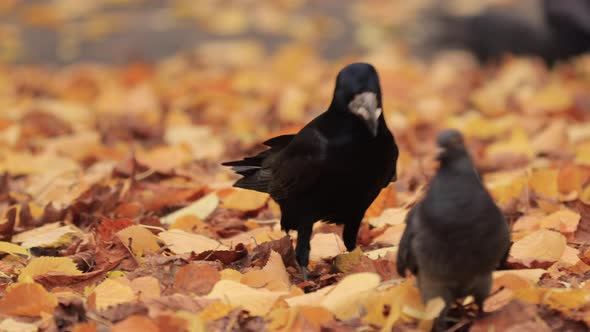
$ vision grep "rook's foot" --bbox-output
[301,266,309,282]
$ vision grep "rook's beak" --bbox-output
[349,92,382,137]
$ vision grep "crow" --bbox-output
[223,63,398,280]
[397,129,511,331]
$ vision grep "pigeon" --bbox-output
[223,63,399,280]
[397,129,511,331]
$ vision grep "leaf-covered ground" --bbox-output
[1,1,590,332]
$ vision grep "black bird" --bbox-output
[223,63,398,280]
[397,130,510,331]
[416,0,590,65]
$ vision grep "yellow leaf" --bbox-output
[285,285,335,307]
[88,278,135,311]
[241,250,290,292]
[220,269,242,282]
[205,280,287,316]
[130,276,161,301]
[0,318,38,332]
[485,170,528,207]
[19,257,81,282]
[493,269,547,285]
[581,185,590,205]
[362,280,422,329]
[309,233,345,262]
[161,193,219,224]
[509,229,566,267]
[486,128,533,161]
[0,282,57,317]
[0,241,29,257]
[539,209,580,235]
[368,208,408,228]
[333,247,365,273]
[159,229,228,254]
[545,289,590,312]
[175,311,207,332]
[198,302,233,322]
[169,215,206,233]
[12,223,81,249]
[321,272,380,320]
[529,168,559,199]
[528,83,573,113]
[418,298,445,331]
[116,225,160,257]
[221,189,269,211]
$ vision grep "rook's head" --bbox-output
[436,129,467,162]
[331,63,383,136]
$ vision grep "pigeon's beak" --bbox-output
[349,92,382,137]
[436,146,447,160]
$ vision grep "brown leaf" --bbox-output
[471,300,551,332]
[174,262,221,295]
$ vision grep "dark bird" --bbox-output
[414,0,590,65]
[223,63,398,280]
[396,129,511,331]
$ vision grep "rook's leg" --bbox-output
[342,219,362,252]
[418,275,453,332]
[295,225,313,281]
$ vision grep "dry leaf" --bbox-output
[88,278,136,311]
[221,189,269,211]
[241,250,290,292]
[320,272,380,319]
[13,223,81,249]
[309,233,345,262]
[18,257,81,282]
[159,229,228,254]
[130,276,161,301]
[161,193,219,224]
[115,225,160,257]
[111,315,159,332]
[205,280,287,316]
[0,241,29,257]
[0,282,57,316]
[509,229,566,268]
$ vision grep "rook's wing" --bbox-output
[269,128,328,201]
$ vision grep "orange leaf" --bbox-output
[111,315,159,332]
[72,322,97,332]
[0,282,57,316]
[221,189,269,211]
[365,185,397,218]
[175,262,220,295]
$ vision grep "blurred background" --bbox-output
[2,0,589,65]
[0,0,589,176]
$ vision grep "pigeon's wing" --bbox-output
[397,203,419,276]
[268,127,328,201]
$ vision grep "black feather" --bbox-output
[223,63,399,279]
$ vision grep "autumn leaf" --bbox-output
[115,225,160,257]
[18,257,81,282]
[0,282,57,316]
[87,278,136,311]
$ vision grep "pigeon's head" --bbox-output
[436,129,467,162]
[332,63,383,137]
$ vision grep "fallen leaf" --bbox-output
[0,318,38,332]
[130,276,161,301]
[0,241,29,257]
[115,225,160,257]
[175,262,220,295]
[205,280,287,316]
[87,278,136,311]
[0,282,57,316]
[241,250,290,292]
[309,233,345,262]
[367,208,408,228]
[221,189,269,211]
[539,209,580,236]
[12,223,81,249]
[320,272,380,319]
[161,193,219,224]
[111,315,159,332]
[18,257,81,282]
[509,229,566,268]
[159,229,228,254]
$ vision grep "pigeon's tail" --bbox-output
[222,134,295,193]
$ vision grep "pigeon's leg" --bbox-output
[418,275,452,332]
[295,225,313,281]
[473,274,492,317]
[342,219,362,252]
